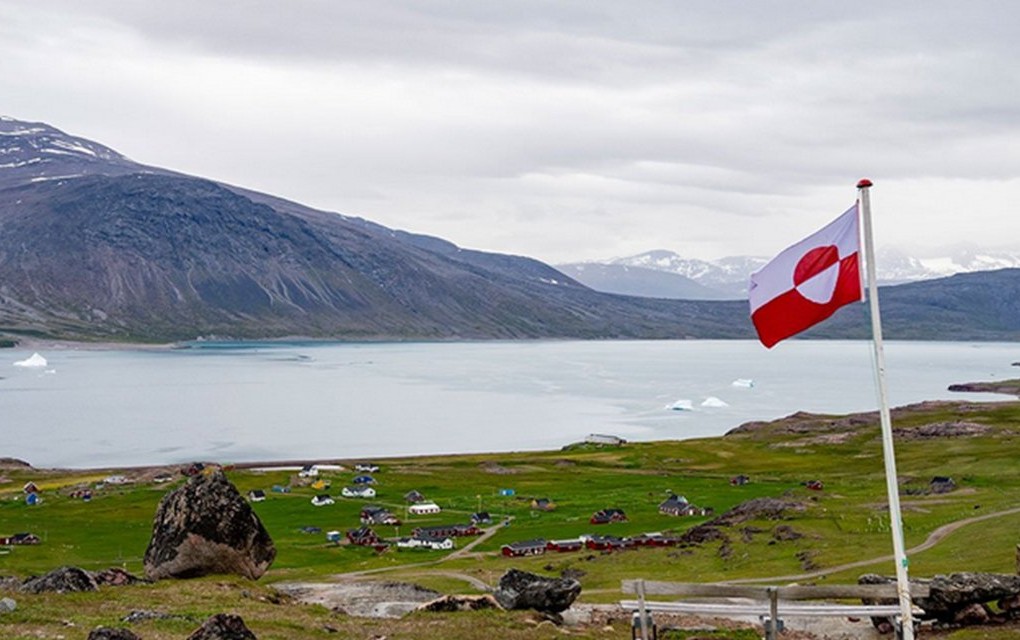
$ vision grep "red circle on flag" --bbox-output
[793,245,841,304]
[793,245,839,286]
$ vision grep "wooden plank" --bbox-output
[620,600,770,616]
[621,580,771,599]
[776,584,931,600]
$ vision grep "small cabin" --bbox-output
[501,539,547,557]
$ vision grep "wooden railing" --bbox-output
[621,579,929,640]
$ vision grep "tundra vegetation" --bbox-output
[3,397,1020,638]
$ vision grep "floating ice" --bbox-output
[731,378,755,388]
[701,396,729,408]
[13,353,47,368]
[667,399,693,411]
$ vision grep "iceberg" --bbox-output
[701,396,729,408]
[13,353,47,368]
[667,399,693,411]
[731,378,755,388]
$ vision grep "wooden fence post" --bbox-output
[766,586,779,640]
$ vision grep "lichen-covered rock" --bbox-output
[418,594,501,612]
[87,627,142,640]
[186,613,257,640]
[144,471,275,580]
[494,569,580,614]
[94,567,147,586]
[21,566,97,593]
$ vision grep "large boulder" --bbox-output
[186,613,257,640]
[21,566,97,593]
[494,569,581,614]
[860,572,1020,623]
[144,470,275,580]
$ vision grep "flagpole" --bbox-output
[858,178,915,640]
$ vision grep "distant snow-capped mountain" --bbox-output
[558,248,1020,300]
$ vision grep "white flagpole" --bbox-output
[857,178,915,639]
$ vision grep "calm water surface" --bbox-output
[2,340,1017,468]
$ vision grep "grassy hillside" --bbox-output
[3,398,1020,638]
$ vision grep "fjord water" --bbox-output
[3,340,1017,468]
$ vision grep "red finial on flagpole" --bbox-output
[857,178,873,188]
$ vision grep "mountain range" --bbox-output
[558,248,1020,300]
[2,116,1019,344]
[0,117,751,343]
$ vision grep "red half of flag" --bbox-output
[748,204,864,348]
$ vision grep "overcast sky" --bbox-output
[2,1,1018,264]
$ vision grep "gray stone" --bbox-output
[21,566,97,594]
[494,569,581,614]
[144,471,275,580]
[186,613,257,640]
[0,597,16,613]
[88,627,142,640]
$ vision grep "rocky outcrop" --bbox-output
[860,572,1020,625]
[418,594,501,612]
[948,381,1020,396]
[186,613,257,640]
[87,628,142,640]
[144,470,275,580]
[494,569,581,615]
[21,566,97,593]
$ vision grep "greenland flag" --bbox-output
[749,205,864,348]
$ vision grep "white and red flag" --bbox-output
[748,205,864,348]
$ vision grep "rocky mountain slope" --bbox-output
[0,118,753,342]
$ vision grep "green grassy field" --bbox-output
[3,398,1020,638]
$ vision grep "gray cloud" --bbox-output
[1,1,1018,263]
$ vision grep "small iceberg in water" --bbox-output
[14,353,47,368]
[667,399,693,411]
[701,396,729,408]
[731,378,755,388]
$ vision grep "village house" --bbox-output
[583,534,633,552]
[153,473,174,484]
[658,494,706,517]
[310,495,334,507]
[341,485,377,499]
[271,484,291,493]
[590,508,628,524]
[408,501,442,515]
[404,490,427,504]
[805,480,824,491]
[22,482,38,494]
[355,463,380,473]
[346,526,380,546]
[412,524,480,539]
[352,474,376,485]
[0,533,40,545]
[247,489,266,502]
[310,479,331,491]
[360,506,401,525]
[585,433,627,446]
[546,538,584,552]
[501,539,547,557]
[630,532,680,547]
[730,474,751,486]
[471,511,492,524]
[298,465,319,478]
